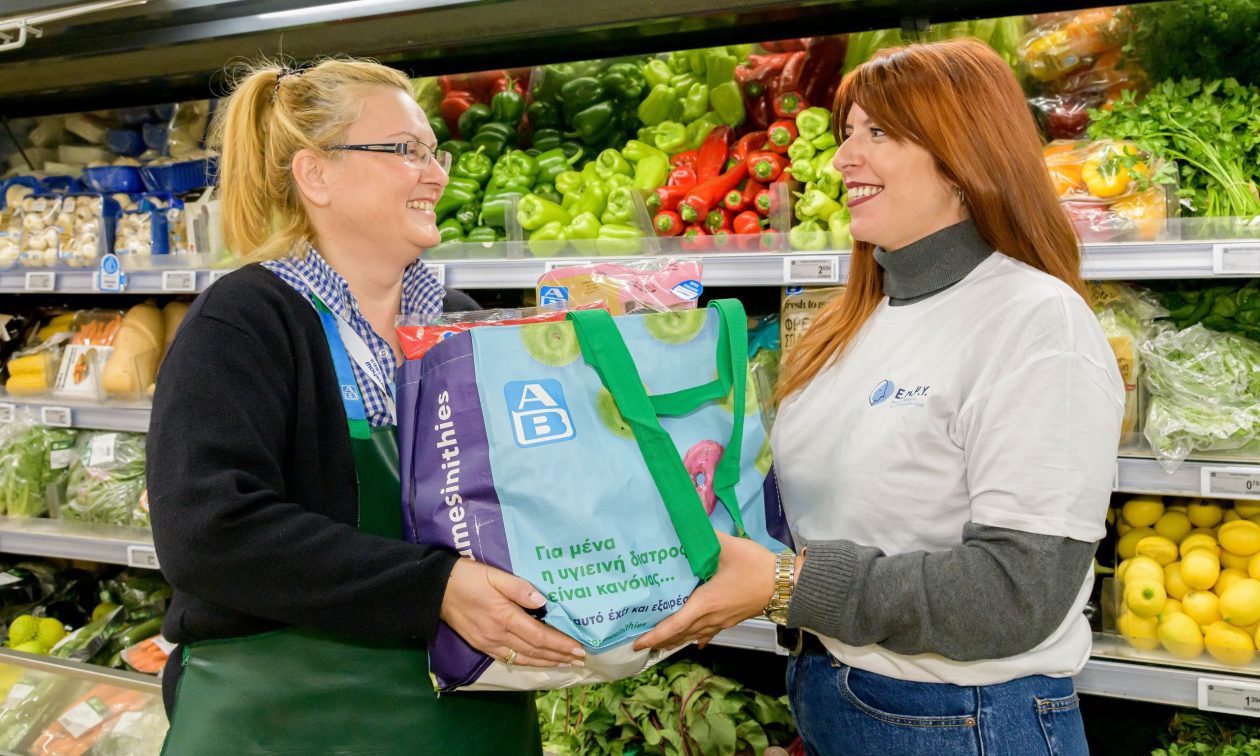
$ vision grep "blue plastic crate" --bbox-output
[139,157,216,194]
[82,165,145,193]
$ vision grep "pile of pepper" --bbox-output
[634,46,752,160]
[736,37,847,132]
[528,58,649,154]
[781,107,851,251]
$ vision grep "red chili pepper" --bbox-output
[732,132,768,166]
[767,120,798,153]
[677,160,749,223]
[722,187,747,213]
[705,208,732,233]
[748,151,787,183]
[440,91,477,138]
[712,230,735,250]
[759,229,784,252]
[644,191,661,217]
[741,179,766,209]
[490,73,525,97]
[680,225,709,251]
[696,126,732,181]
[654,210,684,236]
[758,40,809,54]
[736,57,788,131]
[800,36,848,110]
[773,91,809,119]
[733,210,762,236]
[655,185,690,213]
[668,166,698,188]
[775,52,809,96]
[754,188,773,217]
[670,149,699,170]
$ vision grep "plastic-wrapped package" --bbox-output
[535,257,703,315]
[18,194,67,268]
[29,679,150,754]
[52,310,124,400]
[89,696,168,755]
[397,304,600,361]
[60,432,147,527]
[1140,324,1260,471]
[1018,6,1130,82]
[114,196,189,256]
[1089,281,1169,435]
[1043,139,1176,242]
[0,672,86,753]
[0,410,78,517]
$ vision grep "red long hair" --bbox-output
[777,38,1084,401]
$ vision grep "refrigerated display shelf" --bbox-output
[0,398,151,433]
[0,267,226,295]
[0,517,158,569]
[0,647,162,693]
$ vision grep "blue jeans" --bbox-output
[787,651,1088,755]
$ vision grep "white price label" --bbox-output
[0,571,21,587]
[208,270,230,285]
[112,711,145,736]
[161,270,197,292]
[89,433,118,466]
[783,255,841,284]
[153,636,177,654]
[1201,466,1260,500]
[126,544,160,569]
[4,683,34,709]
[58,699,107,739]
[0,403,14,424]
[426,263,446,286]
[1213,244,1260,275]
[544,259,589,272]
[24,272,56,292]
[1199,678,1260,718]
[40,406,72,427]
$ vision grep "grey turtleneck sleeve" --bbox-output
[784,220,1099,661]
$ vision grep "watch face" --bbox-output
[767,606,790,625]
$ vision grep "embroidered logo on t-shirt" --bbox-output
[869,379,895,405]
[869,379,931,407]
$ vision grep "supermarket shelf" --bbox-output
[0,647,162,693]
[0,517,158,569]
[0,398,152,432]
[0,267,224,295]
[1116,443,1260,500]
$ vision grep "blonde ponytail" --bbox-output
[208,57,413,262]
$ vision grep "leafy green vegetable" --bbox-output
[1154,280,1260,342]
[0,419,77,518]
[537,659,795,756]
[1156,710,1260,755]
[1127,0,1260,88]
[61,432,146,527]
[1088,78,1260,218]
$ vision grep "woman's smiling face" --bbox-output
[834,104,966,251]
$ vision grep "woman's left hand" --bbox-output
[633,531,777,652]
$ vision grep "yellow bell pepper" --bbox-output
[1111,188,1167,241]
[1081,144,1148,199]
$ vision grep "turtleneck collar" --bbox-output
[873,220,993,306]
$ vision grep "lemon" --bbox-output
[91,603,119,622]
[1225,509,1243,523]
[1216,568,1250,597]
[1236,501,1260,518]
[1180,533,1221,558]
[1183,590,1223,626]
[1158,612,1205,659]
[1154,511,1194,543]
[1124,556,1166,585]
[1220,520,1260,557]
[1220,579,1260,627]
[1117,612,1160,651]
[1222,550,1252,571]
[7,616,37,647]
[1248,553,1260,581]
[1123,496,1165,528]
[1118,527,1157,560]
[1205,622,1256,666]
[1107,508,1116,526]
[1188,501,1224,528]
[1125,580,1167,618]
[1165,562,1191,600]
[1159,598,1185,622]
[1181,548,1222,590]
[1135,536,1179,566]
[1117,520,1133,536]
[10,640,46,655]
[1168,503,1189,513]
[36,618,65,650]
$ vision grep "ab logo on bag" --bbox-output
[504,380,576,448]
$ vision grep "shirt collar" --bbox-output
[291,247,445,321]
[873,220,993,302]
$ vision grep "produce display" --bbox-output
[0,415,76,518]
[61,432,148,528]
[1043,139,1175,242]
[1087,281,1167,436]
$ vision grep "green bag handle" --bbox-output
[567,300,749,580]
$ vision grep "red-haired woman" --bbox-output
[637,39,1123,754]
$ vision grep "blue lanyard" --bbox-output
[311,296,372,440]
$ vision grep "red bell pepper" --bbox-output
[654,210,684,236]
[696,126,732,181]
[655,185,690,213]
[440,90,478,138]
[733,210,762,236]
[668,166,698,188]
[767,120,798,153]
[748,151,787,183]
[711,229,735,250]
[677,160,749,223]
[754,187,773,217]
[773,91,809,119]
[705,208,732,233]
[670,149,699,170]
[722,187,747,213]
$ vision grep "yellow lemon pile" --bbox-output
[1115,495,1260,667]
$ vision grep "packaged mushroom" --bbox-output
[114,198,188,256]
[56,194,120,269]
[18,194,67,268]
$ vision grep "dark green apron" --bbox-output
[161,297,540,755]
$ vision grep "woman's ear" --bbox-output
[292,147,333,208]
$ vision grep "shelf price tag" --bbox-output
[126,544,160,569]
[426,263,446,286]
[1213,243,1260,276]
[783,255,841,284]
[24,272,56,291]
[94,254,126,292]
[161,270,197,292]
[0,403,14,424]
[208,270,230,286]
[1201,466,1260,500]
[1199,678,1260,717]
[39,406,72,427]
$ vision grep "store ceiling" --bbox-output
[0,0,1141,116]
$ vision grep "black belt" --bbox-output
[776,627,830,656]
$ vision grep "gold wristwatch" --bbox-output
[763,549,796,625]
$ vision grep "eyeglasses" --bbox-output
[328,141,452,172]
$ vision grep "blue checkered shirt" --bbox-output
[264,249,444,428]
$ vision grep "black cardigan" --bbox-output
[148,263,476,647]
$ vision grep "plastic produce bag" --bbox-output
[1088,282,1167,436]
[536,257,703,315]
[1017,6,1129,82]
[1043,139,1176,242]
[61,432,146,526]
[397,304,599,362]
[0,410,77,517]
[30,680,150,754]
[1140,324,1260,471]
[0,673,85,753]
[89,697,168,755]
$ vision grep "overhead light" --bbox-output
[0,0,147,53]
[257,0,408,21]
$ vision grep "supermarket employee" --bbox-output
[148,58,582,754]
[637,40,1124,754]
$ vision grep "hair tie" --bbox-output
[273,65,306,98]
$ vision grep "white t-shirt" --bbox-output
[771,252,1124,685]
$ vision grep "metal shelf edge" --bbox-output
[1,399,152,432]
[0,517,157,568]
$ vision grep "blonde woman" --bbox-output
[148,59,582,754]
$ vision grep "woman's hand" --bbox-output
[440,559,586,667]
[633,531,777,652]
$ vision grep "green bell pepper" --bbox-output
[644,59,672,89]
[813,147,839,179]
[429,115,451,144]
[812,130,837,150]
[667,52,691,75]
[828,209,852,248]
[438,218,464,242]
[687,49,709,78]
[604,172,633,190]
[633,154,669,191]
[603,62,646,101]
[567,180,608,218]
[554,170,584,200]
[466,226,498,243]
[470,129,509,161]
[594,149,632,179]
[454,202,481,232]
[425,240,466,260]
[653,121,688,154]
[438,140,472,163]
[479,191,524,229]
[560,141,585,162]
[559,77,607,120]
[684,113,724,151]
[637,85,679,127]
[458,103,493,139]
[622,139,667,165]
[786,158,818,184]
[451,146,492,184]
[517,193,570,231]
[680,83,710,123]
[536,148,579,185]
[563,213,602,254]
[491,85,525,126]
[491,150,540,191]
[795,189,843,222]
[532,183,563,205]
[569,102,616,144]
[527,221,567,258]
[787,137,817,163]
[601,186,637,225]
[433,176,481,220]
[527,100,561,131]
[596,224,645,256]
[704,49,738,88]
[531,128,564,153]
[789,219,828,251]
[710,81,745,127]
[795,107,832,141]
